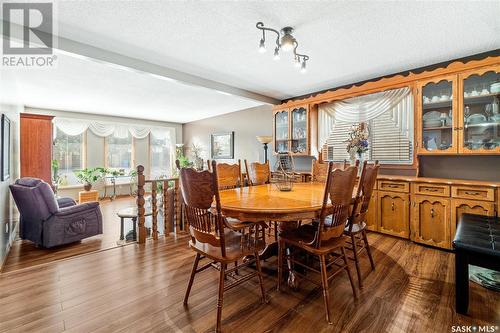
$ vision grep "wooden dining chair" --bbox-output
[207,159,243,190]
[206,160,255,231]
[244,160,270,186]
[244,160,277,240]
[344,160,380,288]
[180,160,268,332]
[311,159,329,182]
[311,159,347,182]
[277,162,358,324]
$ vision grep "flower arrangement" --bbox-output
[345,122,369,156]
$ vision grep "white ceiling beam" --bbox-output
[2,22,280,105]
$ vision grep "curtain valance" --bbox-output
[318,87,412,150]
[53,117,172,142]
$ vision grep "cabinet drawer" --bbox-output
[451,186,494,202]
[377,180,409,193]
[412,183,450,197]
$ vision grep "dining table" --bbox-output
[218,182,330,260]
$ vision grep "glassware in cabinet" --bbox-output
[274,110,289,153]
[417,77,457,154]
[290,106,308,154]
[459,68,500,153]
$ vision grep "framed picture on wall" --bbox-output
[211,132,234,159]
[1,114,10,181]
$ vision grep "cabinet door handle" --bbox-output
[424,188,439,192]
[430,208,435,218]
[391,202,395,211]
[464,191,480,196]
[386,184,400,189]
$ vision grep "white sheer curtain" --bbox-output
[53,117,172,141]
[318,87,411,150]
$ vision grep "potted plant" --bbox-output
[74,167,106,191]
[173,143,193,176]
[51,159,61,194]
[190,143,204,171]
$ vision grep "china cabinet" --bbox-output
[272,104,312,156]
[416,64,500,155]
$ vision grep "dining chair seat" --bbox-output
[225,216,254,230]
[280,224,346,254]
[344,221,366,234]
[189,228,266,263]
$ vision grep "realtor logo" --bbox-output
[2,2,56,67]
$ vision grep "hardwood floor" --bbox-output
[1,197,158,273]
[0,232,498,333]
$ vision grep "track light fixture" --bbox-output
[256,22,310,72]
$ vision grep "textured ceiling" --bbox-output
[51,0,500,100]
[0,49,263,123]
[2,1,499,123]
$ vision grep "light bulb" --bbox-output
[281,41,294,52]
[258,38,266,53]
[300,61,307,73]
[294,57,301,68]
[280,28,296,52]
[273,47,280,60]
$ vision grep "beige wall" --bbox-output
[182,105,313,171]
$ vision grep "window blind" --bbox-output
[323,107,413,164]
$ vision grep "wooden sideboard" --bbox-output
[366,175,500,249]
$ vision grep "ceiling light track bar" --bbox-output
[256,21,310,73]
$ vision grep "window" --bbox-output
[323,94,414,164]
[150,130,171,178]
[53,129,84,185]
[106,133,133,172]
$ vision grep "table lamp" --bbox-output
[256,135,273,163]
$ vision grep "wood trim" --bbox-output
[275,55,500,109]
[20,113,54,121]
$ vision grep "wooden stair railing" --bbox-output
[136,165,182,244]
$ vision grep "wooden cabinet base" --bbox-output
[378,191,409,239]
[411,195,451,249]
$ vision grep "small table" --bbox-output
[79,190,99,204]
[116,207,152,244]
[103,175,133,201]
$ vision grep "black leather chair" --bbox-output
[452,213,500,314]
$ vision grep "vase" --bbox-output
[349,150,357,166]
[356,153,364,175]
[84,183,92,191]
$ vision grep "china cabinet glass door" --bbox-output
[274,110,289,153]
[290,107,308,154]
[418,77,457,154]
[459,67,500,153]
